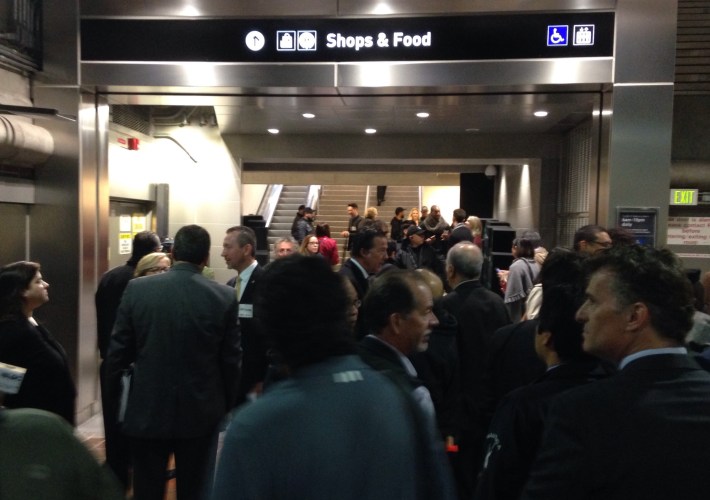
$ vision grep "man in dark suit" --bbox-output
[339,229,387,338]
[94,230,161,488]
[441,242,511,499]
[443,208,474,253]
[106,225,241,500]
[358,269,440,430]
[521,245,710,500]
[221,225,265,405]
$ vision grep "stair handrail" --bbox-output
[306,185,321,213]
[258,184,283,227]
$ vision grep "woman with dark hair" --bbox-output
[499,238,540,322]
[0,261,76,424]
[315,223,340,266]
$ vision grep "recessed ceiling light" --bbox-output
[533,110,549,117]
[372,2,394,15]
[365,128,377,134]
[267,128,279,134]
[416,112,430,118]
[465,128,480,133]
[302,113,315,119]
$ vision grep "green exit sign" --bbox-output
[670,189,698,205]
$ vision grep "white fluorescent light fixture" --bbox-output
[416,112,430,118]
[365,128,377,134]
[267,128,280,134]
[302,113,316,119]
[533,111,549,117]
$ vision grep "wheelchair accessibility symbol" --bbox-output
[547,25,568,46]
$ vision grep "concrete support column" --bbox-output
[600,0,678,244]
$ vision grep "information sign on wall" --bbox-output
[617,207,658,247]
[667,217,710,246]
[119,233,132,255]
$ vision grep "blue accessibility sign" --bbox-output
[547,25,568,46]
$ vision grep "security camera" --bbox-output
[484,165,498,179]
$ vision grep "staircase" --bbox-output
[315,185,420,259]
[364,185,421,221]
[267,185,308,253]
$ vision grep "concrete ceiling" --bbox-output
[127,91,602,136]
[213,92,600,135]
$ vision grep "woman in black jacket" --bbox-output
[0,261,76,425]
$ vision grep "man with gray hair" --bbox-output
[442,242,511,498]
[273,236,297,260]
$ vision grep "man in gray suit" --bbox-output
[107,224,241,500]
[522,245,710,500]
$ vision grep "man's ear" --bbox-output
[626,302,650,331]
[388,312,404,334]
[539,330,554,349]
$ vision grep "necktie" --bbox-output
[235,276,242,301]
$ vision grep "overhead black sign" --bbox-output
[81,13,614,63]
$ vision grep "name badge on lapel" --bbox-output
[238,304,254,319]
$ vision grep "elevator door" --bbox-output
[108,200,154,269]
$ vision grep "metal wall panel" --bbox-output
[81,59,612,93]
[337,0,615,15]
[336,59,613,89]
[604,84,675,243]
[614,0,678,84]
[81,0,614,17]
[81,0,337,17]
[81,62,339,91]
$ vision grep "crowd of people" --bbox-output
[2,206,710,499]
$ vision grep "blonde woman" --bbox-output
[466,216,483,248]
[408,207,421,226]
[134,252,171,278]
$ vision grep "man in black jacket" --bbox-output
[94,230,160,488]
[340,202,363,251]
[476,284,603,500]
[441,242,511,499]
[339,229,387,338]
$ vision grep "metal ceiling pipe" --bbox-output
[0,115,54,166]
[671,162,710,191]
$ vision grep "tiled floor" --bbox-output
[77,413,177,500]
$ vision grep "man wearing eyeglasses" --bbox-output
[573,224,612,255]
